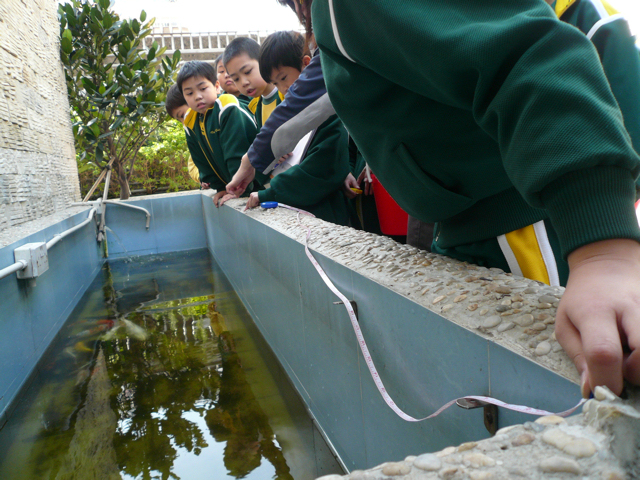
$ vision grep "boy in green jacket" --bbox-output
[274,0,640,398]
[223,37,285,129]
[549,0,640,167]
[242,31,351,225]
[177,61,264,204]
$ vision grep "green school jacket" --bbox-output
[183,95,262,194]
[312,0,640,258]
[258,115,351,225]
[553,0,640,161]
[248,89,285,129]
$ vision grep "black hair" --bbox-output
[222,37,260,68]
[176,61,217,92]
[214,54,224,70]
[165,84,187,116]
[259,31,305,83]
[275,0,313,42]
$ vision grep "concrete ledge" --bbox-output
[204,198,583,472]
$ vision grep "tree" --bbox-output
[58,0,181,199]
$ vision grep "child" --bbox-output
[308,0,640,398]
[240,31,350,226]
[214,54,252,107]
[548,0,640,161]
[223,37,285,129]
[165,84,201,187]
[176,61,264,204]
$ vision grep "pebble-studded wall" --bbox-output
[0,0,80,231]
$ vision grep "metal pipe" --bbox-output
[103,200,151,229]
[73,199,151,229]
[0,260,28,281]
[46,206,98,250]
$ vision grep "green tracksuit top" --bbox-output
[257,115,351,225]
[553,0,640,160]
[312,0,640,258]
[248,88,285,130]
[184,94,262,193]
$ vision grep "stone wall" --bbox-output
[0,0,80,231]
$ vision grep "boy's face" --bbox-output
[270,65,301,96]
[225,53,268,98]
[216,61,239,95]
[181,75,218,114]
[170,105,189,124]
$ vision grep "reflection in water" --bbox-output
[0,250,342,480]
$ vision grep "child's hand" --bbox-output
[243,192,260,211]
[277,153,292,165]
[556,239,640,397]
[356,167,373,196]
[201,182,210,190]
[213,190,231,207]
[342,173,359,199]
[218,193,237,207]
[227,154,255,197]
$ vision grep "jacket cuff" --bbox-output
[541,166,640,258]
[258,188,276,203]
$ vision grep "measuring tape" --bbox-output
[261,202,586,420]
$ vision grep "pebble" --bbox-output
[497,321,515,332]
[454,294,467,303]
[437,447,457,457]
[524,421,545,433]
[538,456,581,475]
[564,438,597,458]
[482,316,502,328]
[542,428,574,450]
[463,452,496,468]
[467,304,478,311]
[469,472,494,480]
[479,308,489,316]
[538,294,558,304]
[458,442,477,452]
[442,304,455,312]
[512,433,536,446]
[535,341,551,356]
[381,462,411,476]
[433,295,446,304]
[514,314,534,327]
[439,466,461,478]
[495,286,511,294]
[530,322,547,331]
[524,287,538,294]
[535,415,565,425]
[495,305,511,312]
[537,302,553,309]
[413,453,442,471]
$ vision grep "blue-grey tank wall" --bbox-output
[0,193,209,427]
[0,192,582,474]
[0,210,102,427]
[202,199,583,472]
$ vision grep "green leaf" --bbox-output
[140,10,147,22]
[172,50,181,64]
[132,19,140,35]
[61,37,73,55]
[62,28,73,42]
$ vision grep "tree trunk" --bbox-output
[114,158,131,200]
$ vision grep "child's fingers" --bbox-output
[622,315,640,385]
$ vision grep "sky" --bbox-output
[104,0,640,38]
[110,0,301,33]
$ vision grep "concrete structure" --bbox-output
[0,0,81,232]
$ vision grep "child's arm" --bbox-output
[218,98,259,191]
[258,117,350,207]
